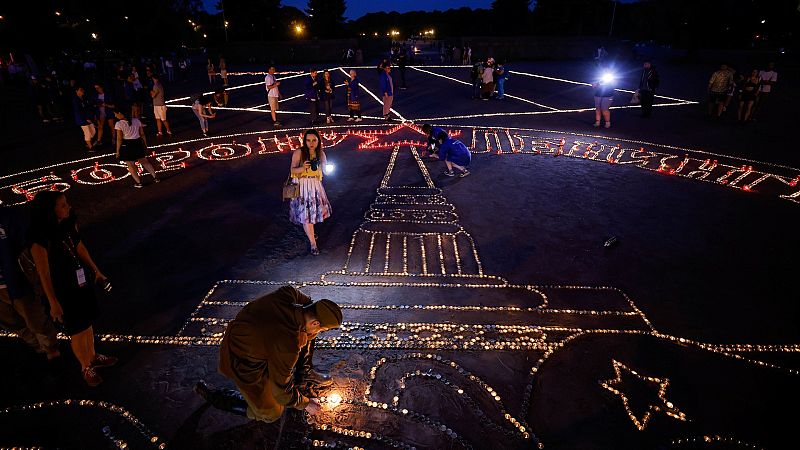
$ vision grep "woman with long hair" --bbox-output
[289,129,332,255]
[192,95,216,137]
[738,69,760,123]
[320,70,335,124]
[28,191,116,387]
[114,107,160,188]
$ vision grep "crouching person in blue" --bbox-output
[436,132,472,177]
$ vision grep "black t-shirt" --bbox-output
[31,217,90,294]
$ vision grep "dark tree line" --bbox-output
[1,0,796,55]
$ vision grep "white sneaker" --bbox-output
[604,122,611,129]
[593,121,601,128]
[355,118,362,122]
[347,117,354,122]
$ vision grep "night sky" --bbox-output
[203,0,495,20]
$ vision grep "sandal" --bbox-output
[310,247,320,256]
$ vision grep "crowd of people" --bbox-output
[707,62,777,123]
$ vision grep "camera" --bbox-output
[309,158,320,171]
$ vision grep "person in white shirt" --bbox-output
[754,62,777,119]
[113,108,159,188]
[264,66,282,128]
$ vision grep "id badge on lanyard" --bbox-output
[76,268,87,287]
[63,235,87,287]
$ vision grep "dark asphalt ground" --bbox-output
[0,58,797,450]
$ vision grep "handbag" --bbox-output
[282,175,299,201]
[630,90,641,105]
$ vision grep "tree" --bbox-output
[491,0,531,34]
[307,0,346,38]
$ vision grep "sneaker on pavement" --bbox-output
[604,122,611,129]
[459,170,471,178]
[154,177,161,183]
[443,170,455,177]
[157,132,163,136]
[134,183,143,189]
[347,117,354,122]
[593,121,601,127]
[91,353,118,368]
[83,366,103,387]
[355,118,363,122]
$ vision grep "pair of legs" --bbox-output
[268,96,280,125]
[444,160,469,176]
[708,93,726,117]
[0,289,60,359]
[594,96,613,127]
[639,90,655,117]
[738,99,756,122]
[309,100,319,125]
[154,106,172,135]
[382,94,393,120]
[193,109,209,135]
[348,107,362,121]
[95,116,116,144]
[124,157,159,185]
[496,79,505,99]
[323,99,333,123]
[81,124,96,150]
[208,73,215,85]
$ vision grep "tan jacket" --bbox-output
[219,285,312,420]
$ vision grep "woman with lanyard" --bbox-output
[289,129,332,255]
[113,107,160,188]
[29,191,116,387]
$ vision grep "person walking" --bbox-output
[320,70,335,124]
[150,74,172,136]
[92,83,116,146]
[435,132,472,177]
[592,74,616,128]
[379,63,394,122]
[28,191,116,387]
[0,208,60,361]
[72,86,97,151]
[264,66,282,128]
[344,69,362,122]
[219,57,228,87]
[289,129,332,256]
[707,64,733,118]
[113,108,160,188]
[754,62,777,119]
[207,59,216,85]
[192,95,216,137]
[195,285,342,422]
[495,60,509,99]
[304,69,321,126]
[397,48,408,90]
[637,61,660,118]
[737,69,760,123]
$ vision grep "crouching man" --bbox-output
[196,285,343,422]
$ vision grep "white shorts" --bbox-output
[81,124,96,141]
[153,105,167,121]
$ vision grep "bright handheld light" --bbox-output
[324,163,335,174]
[601,72,615,84]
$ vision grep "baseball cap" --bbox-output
[314,299,343,329]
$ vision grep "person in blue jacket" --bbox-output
[436,132,471,177]
[421,124,447,158]
[304,69,320,126]
[378,62,394,122]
